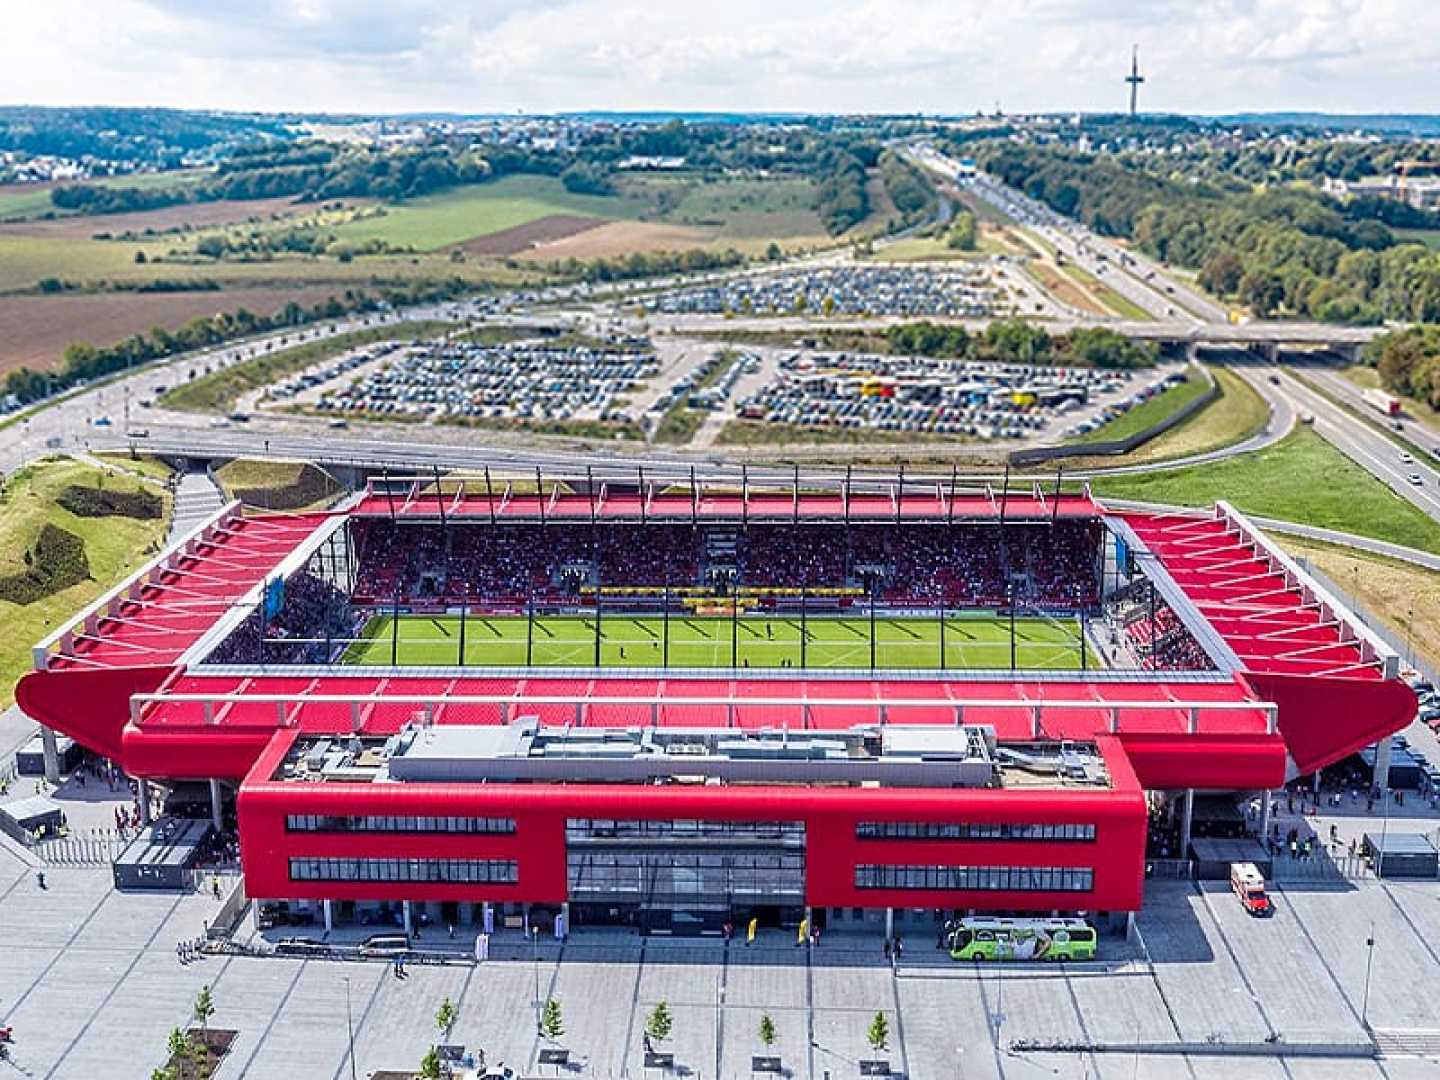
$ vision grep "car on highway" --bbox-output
[92,416,111,427]
[1401,452,1414,464]
[1300,413,1316,425]
[1409,473,1424,485]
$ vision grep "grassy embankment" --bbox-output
[157,320,456,413]
[1094,426,1440,554]
[0,457,172,704]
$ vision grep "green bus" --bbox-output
[947,917,1097,961]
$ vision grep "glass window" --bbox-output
[855,822,1096,843]
[286,815,515,835]
[853,864,1094,893]
[289,857,518,884]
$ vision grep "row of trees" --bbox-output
[884,320,1158,369]
[879,150,935,222]
[1367,325,1440,408]
[970,141,1440,325]
[816,148,872,235]
[2,276,471,406]
[540,247,745,285]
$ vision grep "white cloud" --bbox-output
[0,0,1435,115]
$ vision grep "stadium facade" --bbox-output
[18,472,1416,936]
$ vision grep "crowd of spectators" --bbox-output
[208,570,356,665]
[345,519,1103,610]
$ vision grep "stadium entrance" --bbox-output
[565,819,808,936]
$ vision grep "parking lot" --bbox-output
[730,351,1184,441]
[313,336,661,427]
[648,265,1000,319]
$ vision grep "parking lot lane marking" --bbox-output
[1059,964,1101,1078]
[331,961,387,1080]
[526,937,568,1073]
[887,946,911,1080]
[43,891,188,1080]
[716,938,729,1080]
[234,959,308,1080]
[1270,880,1376,1039]
[1380,882,1440,971]
[1191,883,1283,1046]
[805,940,815,1080]
[0,884,113,1023]
[619,937,647,1071]
[972,962,1009,1080]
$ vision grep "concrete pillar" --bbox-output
[323,899,334,933]
[137,778,154,826]
[208,779,224,831]
[40,727,60,784]
[1373,736,1393,794]
[884,907,894,941]
[403,901,414,938]
[1259,789,1272,842]
[1179,789,1195,858]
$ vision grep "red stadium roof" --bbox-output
[350,479,1101,523]
[15,493,1415,789]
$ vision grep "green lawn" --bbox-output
[329,176,647,252]
[1058,263,1153,321]
[158,320,456,413]
[1394,228,1440,251]
[0,457,171,704]
[342,612,1092,671]
[1072,369,1209,446]
[1093,427,1440,554]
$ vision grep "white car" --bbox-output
[1408,473,1424,486]
[1400,452,1414,464]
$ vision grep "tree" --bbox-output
[193,984,215,1034]
[758,1013,777,1048]
[435,995,457,1038]
[646,1001,673,1044]
[541,997,565,1041]
[419,1046,442,1080]
[947,211,977,251]
[867,1011,890,1051]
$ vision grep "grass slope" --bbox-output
[0,457,171,704]
[1094,427,1440,554]
[343,613,1091,671]
[1072,369,1208,446]
[158,320,454,413]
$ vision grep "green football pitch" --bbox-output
[340,613,1095,671]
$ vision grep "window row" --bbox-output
[566,819,804,841]
[289,858,519,884]
[856,822,1096,843]
[854,864,1094,893]
[567,851,806,899]
[286,815,516,835]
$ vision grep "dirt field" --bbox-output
[450,214,607,256]
[518,219,715,261]
[0,197,336,240]
[0,287,339,372]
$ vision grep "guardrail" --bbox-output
[31,498,241,671]
[130,689,1278,738]
[1010,365,1220,466]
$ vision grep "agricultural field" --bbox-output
[0,169,208,222]
[342,611,1093,671]
[0,287,340,372]
[329,175,649,251]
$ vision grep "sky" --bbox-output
[2,0,1438,117]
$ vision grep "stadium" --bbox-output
[16,468,1416,939]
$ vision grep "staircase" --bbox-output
[168,469,227,544]
[1374,1028,1440,1058]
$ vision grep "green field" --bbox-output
[1394,228,1440,251]
[1093,426,1440,554]
[1071,369,1209,446]
[329,175,647,251]
[342,612,1093,670]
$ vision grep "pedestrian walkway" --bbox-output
[168,469,227,544]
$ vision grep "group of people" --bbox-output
[344,519,1106,612]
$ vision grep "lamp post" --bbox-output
[532,922,541,1033]
[1361,919,1376,1029]
[344,975,358,1080]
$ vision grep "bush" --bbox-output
[56,484,163,519]
[0,524,90,605]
